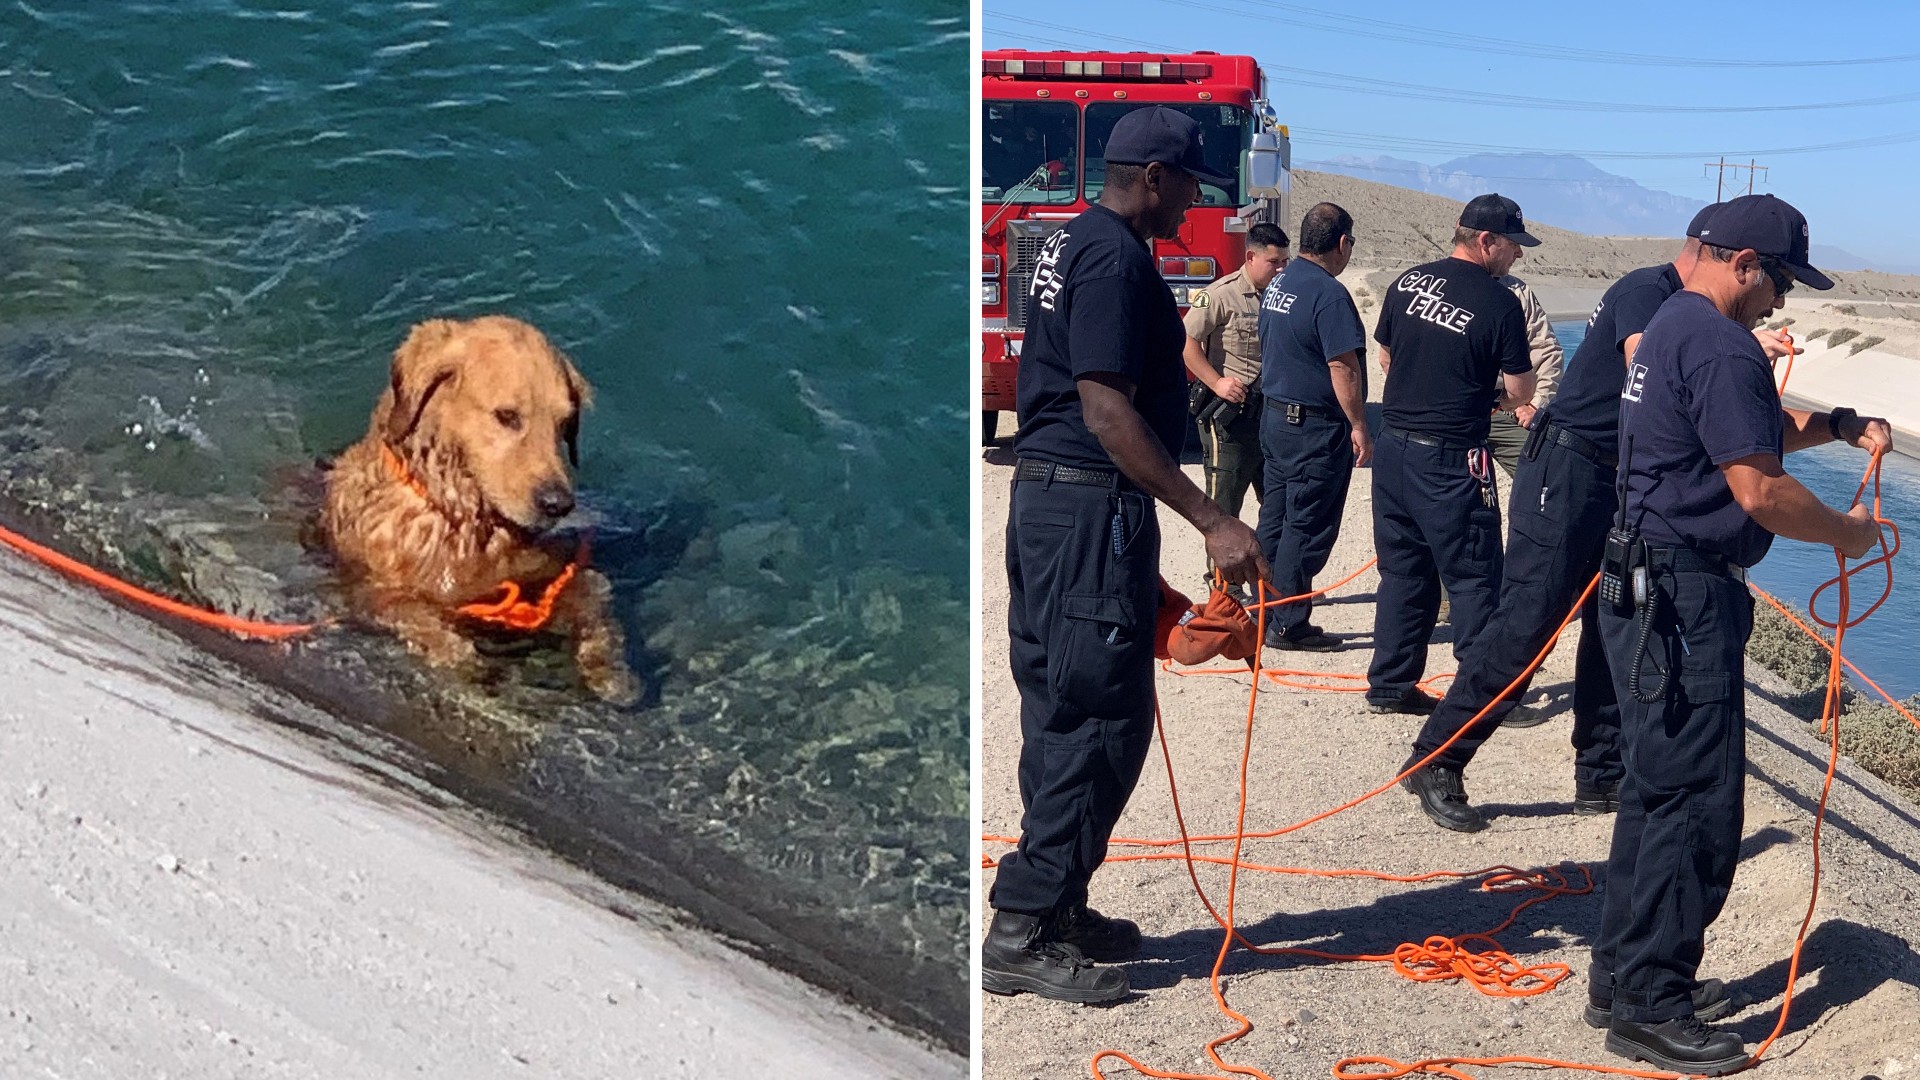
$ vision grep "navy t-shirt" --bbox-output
[1258,257,1367,413]
[1543,262,1682,457]
[1373,256,1531,443]
[1013,204,1187,469]
[1619,290,1784,567]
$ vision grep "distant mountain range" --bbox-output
[1303,152,1919,275]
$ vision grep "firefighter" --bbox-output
[1253,202,1367,650]
[984,106,1267,1003]
[1399,204,1743,833]
[1593,193,1883,1073]
[1183,220,1290,594]
[1365,194,1536,715]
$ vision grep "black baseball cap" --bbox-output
[1103,106,1233,186]
[1685,202,1720,239]
[1694,193,1833,290]
[1458,193,1540,247]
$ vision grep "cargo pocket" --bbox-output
[1630,671,1738,795]
[1051,592,1146,717]
[1509,449,1572,547]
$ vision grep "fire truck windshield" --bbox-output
[1086,102,1250,208]
[983,101,1079,205]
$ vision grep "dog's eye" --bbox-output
[494,407,523,431]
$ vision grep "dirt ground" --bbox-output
[977,392,1920,1078]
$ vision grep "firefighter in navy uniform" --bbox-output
[984,106,1268,1003]
[1396,205,1784,833]
[1254,201,1368,650]
[1594,194,1885,1074]
[1365,194,1537,715]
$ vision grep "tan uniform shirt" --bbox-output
[1181,266,1264,387]
[1499,274,1563,408]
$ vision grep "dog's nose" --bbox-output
[534,483,575,520]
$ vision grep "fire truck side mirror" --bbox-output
[1245,131,1289,199]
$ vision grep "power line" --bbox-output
[1161,0,1920,69]
[986,13,1920,115]
[1704,157,1769,200]
[1296,160,1709,190]
[1289,125,1920,161]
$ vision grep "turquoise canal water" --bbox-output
[1551,320,1920,701]
[0,1,968,1044]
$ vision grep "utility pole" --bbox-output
[1704,156,1768,200]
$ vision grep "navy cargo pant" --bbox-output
[1411,424,1623,790]
[1594,549,1751,1024]
[990,466,1162,917]
[1255,400,1353,637]
[1367,428,1503,706]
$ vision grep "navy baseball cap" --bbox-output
[1694,193,1833,290]
[1103,106,1233,187]
[1685,202,1720,239]
[1459,193,1540,247]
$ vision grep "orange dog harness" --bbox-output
[382,444,583,632]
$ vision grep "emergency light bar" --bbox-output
[983,59,1213,79]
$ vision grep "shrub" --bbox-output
[1850,334,1884,355]
[1806,328,1830,340]
[1828,328,1860,348]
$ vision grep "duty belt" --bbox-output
[1013,458,1139,491]
[1535,421,1615,470]
[1643,544,1750,583]
[1384,426,1477,452]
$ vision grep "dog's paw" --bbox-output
[415,633,480,670]
[585,664,642,707]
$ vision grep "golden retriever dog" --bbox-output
[321,315,640,705]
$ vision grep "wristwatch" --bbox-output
[1827,407,1858,441]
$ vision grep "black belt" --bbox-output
[1014,458,1139,491]
[1270,398,1335,417]
[1643,544,1750,582]
[1536,421,1615,469]
[1384,426,1476,452]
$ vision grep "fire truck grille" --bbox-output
[1006,230,1055,332]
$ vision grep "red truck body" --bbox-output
[980,49,1291,439]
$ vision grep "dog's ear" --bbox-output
[385,320,461,447]
[555,349,593,469]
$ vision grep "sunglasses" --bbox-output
[1757,256,1795,298]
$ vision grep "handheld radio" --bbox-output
[1598,436,1641,616]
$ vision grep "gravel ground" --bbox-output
[978,391,1920,1078]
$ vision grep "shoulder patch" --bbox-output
[1190,291,1209,309]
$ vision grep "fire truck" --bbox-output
[980,50,1292,442]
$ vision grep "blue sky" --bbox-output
[983,0,1920,268]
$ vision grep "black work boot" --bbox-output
[1573,781,1621,816]
[1585,978,1733,1028]
[1264,621,1341,652]
[1368,688,1439,715]
[1605,1013,1747,1075]
[981,910,1129,1003]
[1498,703,1550,728]
[1055,904,1143,963]
[1399,752,1488,832]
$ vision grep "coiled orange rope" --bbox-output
[985,345,1909,1077]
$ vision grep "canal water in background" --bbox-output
[0,1,968,1044]
[1552,320,1920,701]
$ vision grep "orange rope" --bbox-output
[0,520,320,641]
[987,436,1905,1079]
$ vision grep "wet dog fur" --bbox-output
[321,315,639,704]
